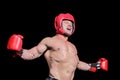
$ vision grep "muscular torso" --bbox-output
[44,36,79,80]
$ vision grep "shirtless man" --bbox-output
[7,13,108,80]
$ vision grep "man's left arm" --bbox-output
[77,58,108,72]
[89,58,108,72]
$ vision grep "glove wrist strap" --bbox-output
[19,49,23,54]
[15,49,23,57]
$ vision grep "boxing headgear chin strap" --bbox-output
[54,13,75,34]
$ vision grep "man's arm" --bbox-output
[7,34,49,60]
[21,44,47,60]
[20,37,50,60]
[77,58,108,72]
[77,60,91,71]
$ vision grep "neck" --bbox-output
[55,34,68,41]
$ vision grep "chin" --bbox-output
[64,33,72,37]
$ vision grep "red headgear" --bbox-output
[54,13,75,34]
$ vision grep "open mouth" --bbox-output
[67,28,71,30]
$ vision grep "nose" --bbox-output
[68,24,72,29]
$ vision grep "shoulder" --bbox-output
[40,37,52,44]
[42,37,52,41]
[38,37,56,48]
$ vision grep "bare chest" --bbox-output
[45,40,78,64]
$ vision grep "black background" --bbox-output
[0,0,115,80]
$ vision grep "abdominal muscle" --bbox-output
[49,62,76,80]
[45,51,78,80]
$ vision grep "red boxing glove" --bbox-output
[98,58,108,71]
[89,67,97,72]
[7,34,24,52]
[89,58,108,72]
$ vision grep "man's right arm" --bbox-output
[7,34,48,60]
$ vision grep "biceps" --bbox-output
[36,44,47,54]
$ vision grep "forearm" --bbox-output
[77,61,91,71]
[20,47,42,60]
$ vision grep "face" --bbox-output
[62,20,74,36]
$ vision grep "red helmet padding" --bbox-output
[54,13,75,34]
